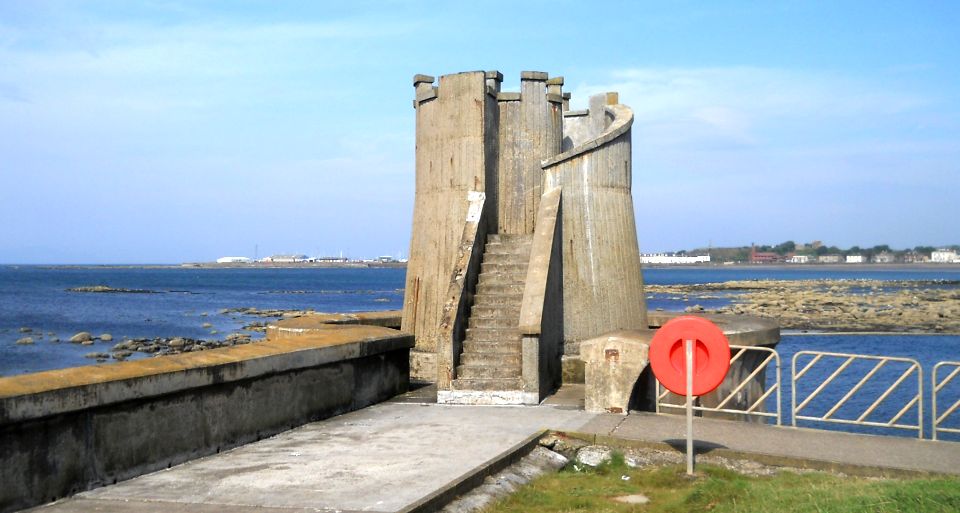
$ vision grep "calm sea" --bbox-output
[1,265,958,440]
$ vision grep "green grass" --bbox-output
[483,453,960,513]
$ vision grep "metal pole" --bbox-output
[686,338,694,476]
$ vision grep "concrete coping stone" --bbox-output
[563,92,572,99]
[497,92,522,102]
[563,109,589,117]
[520,71,549,81]
[0,324,414,424]
[647,312,780,347]
[486,85,499,98]
[484,70,504,81]
[546,76,564,86]
[546,93,564,104]
[416,86,438,104]
[413,74,435,86]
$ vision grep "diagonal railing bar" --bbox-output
[746,381,779,413]
[715,352,776,410]
[796,356,856,413]
[823,360,887,420]
[936,397,960,425]
[795,353,823,380]
[791,350,923,438]
[856,366,916,423]
[933,361,960,441]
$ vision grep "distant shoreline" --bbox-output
[4,262,960,271]
[643,263,960,271]
[6,262,408,270]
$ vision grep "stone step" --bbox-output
[471,293,524,307]
[483,241,533,254]
[456,364,521,379]
[460,352,521,367]
[482,251,530,264]
[476,283,526,295]
[470,304,522,320]
[477,272,528,286]
[464,338,521,354]
[450,377,523,391]
[468,316,518,329]
[465,326,520,342]
[481,262,528,275]
[487,234,533,244]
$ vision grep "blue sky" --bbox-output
[1,1,957,263]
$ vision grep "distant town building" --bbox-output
[750,246,781,264]
[787,255,811,264]
[872,252,896,264]
[216,256,252,264]
[932,249,960,263]
[315,256,349,263]
[818,254,842,264]
[261,254,309,263]
[903,251,930,264]
[845,255,864,264]
[640,253,711,264]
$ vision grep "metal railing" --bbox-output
[656,344,781,424]
[791,351,924,438]
[933,361,960,441]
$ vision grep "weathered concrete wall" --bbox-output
[402,72,498,380]
[497,72,563,235]
[0,327,412,513]
[436,192,489,388]
[543,97,647,364]
[519,187,564,403]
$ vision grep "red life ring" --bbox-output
[649,315,731,396]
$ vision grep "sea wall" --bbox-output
[0,325,412,513]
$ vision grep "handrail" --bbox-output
[518,187,561,335]
[933,361,960,441]
[791,350,923,438]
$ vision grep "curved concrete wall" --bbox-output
[543,99,647,358]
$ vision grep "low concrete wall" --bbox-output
[0,325,412,513]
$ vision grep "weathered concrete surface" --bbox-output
[518,187,564,402]
[581,330,652,414]
[403,71,498,381]
[574,410,960,477]
[543,98,647,362]
[1,327,412,513]
[30,402,596,513]
[266,310,402,336]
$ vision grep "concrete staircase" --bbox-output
[449,234,532,401]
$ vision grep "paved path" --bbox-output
[27,386,960,513]
[30,398,594,513]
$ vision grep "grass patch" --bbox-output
[483,454,960,513]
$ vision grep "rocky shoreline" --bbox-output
[647,279,960,333]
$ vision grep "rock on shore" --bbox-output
[647,279,960,333]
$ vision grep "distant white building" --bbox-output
[787,255,811,264]
[845,255,864,264]
[932,249,960,263]
[818,254,842,264]
[262,254,309,263]
[640,253,711,264]
[216,256,252,264]
[873,252,896,264]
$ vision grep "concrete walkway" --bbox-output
[28,386,960,513]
